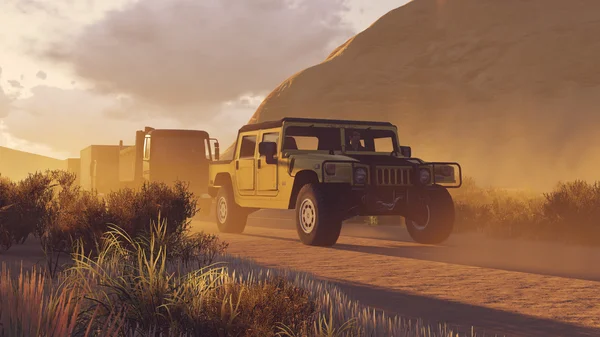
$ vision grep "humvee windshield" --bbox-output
[282,125,399,154]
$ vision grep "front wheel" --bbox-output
[295,184,342,247]
[405,185,455,244]
[215,184,248,234]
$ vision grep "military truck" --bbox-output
[117,126,218,195]
[205,117,463,247]
[80,127,219,197]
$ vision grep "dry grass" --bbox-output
[1,217,481,337]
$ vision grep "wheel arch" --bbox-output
[288,170,319,209]
[208,173,233,198]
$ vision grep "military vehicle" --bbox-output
[205,117,462,246]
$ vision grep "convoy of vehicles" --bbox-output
[204,117,463,247]
[68,118,462,247]
[74,126,217,198]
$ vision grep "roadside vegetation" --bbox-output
[0,169,477,337]
[1,169,599,335]
[451,177,600,246]
[365,176,600,247]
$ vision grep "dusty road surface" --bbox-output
[192,210,600,337]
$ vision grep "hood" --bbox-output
[290,152,359,162]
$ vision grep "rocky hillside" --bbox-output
[244,0,600,190]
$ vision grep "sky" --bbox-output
[0,0,410,159]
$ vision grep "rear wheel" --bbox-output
[405,185,455,244]
[295,184,342,246]
[215,183,248,234]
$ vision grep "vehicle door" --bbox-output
[256,129,280,196]
[235,131,258,196]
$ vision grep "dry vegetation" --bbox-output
[366,177,600,247]
[0,170,474,337]
[451,177,600,246]
[1,170,598,336]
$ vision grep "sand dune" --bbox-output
[236,0,600,190]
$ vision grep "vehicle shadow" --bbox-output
[242,221,600,283]
[239,232,600,337]
[330,279,600,337]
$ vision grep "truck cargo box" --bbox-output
[79,145,121,194]
[65,158,81,186]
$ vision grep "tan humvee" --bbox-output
[204,117,462,247]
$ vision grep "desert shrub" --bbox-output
[40,170,110,255]
[542,180,600,245]
[171,232,229,269]
[0,175,15,251]
[0,172,54,252]
[104,181,198,248]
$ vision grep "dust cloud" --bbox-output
[249,0,600,191]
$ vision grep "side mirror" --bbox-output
[259,141,278,165]
[213,141,220,161]
[399,146,411,158]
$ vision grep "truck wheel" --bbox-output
[405,185,455,244]
[295,183,342,247]
[215,184,248,234]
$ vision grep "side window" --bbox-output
[239,135,257,159]
[262,132,279,152]
[143,136,151,160]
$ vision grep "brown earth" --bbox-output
[231,0,600,191]
[193,211,600,337]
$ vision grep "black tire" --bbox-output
[405,185,455,244]
[215,183,248,234]
[295,183,342,246]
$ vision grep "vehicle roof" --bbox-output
[148,129,209,138]
[238,117,394,133]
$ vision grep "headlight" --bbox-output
[419,168,431,184]
[354,167,367,184]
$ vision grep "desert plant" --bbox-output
[104,181,198,249]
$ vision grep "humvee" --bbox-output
[205,117,462,247]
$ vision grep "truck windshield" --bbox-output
[151,134,207,162]
[282,125,398,153]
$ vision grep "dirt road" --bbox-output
[192,210,600,337]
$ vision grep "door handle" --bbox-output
[257,159,261,169]
[236,161,239,170]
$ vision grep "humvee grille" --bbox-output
[375,166,412,186]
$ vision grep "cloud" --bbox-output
[36,70,47,80]
[2,85,256,158]
[44,0,353,121]
[0,88,13,117]
[8,80,23,89]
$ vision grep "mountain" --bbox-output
[237,0,600,190]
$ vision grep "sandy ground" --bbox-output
[191,210,600,337]
[2,210,600,337]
